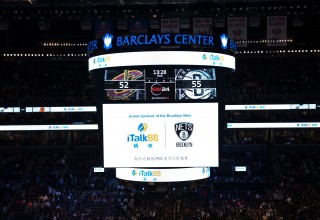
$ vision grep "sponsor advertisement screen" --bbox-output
[102,102,219,167]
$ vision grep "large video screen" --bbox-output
[102,102,219,167]
[104,67,216,102]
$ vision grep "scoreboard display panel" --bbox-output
[99,65,221,168]
[100,66,221,168]
[103,67,217,102]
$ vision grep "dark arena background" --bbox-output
[0,0,320,219]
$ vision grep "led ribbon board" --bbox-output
[227,122,320,128]
[116,167,210,182]
[0,124,98,131]
[88,51,235,71]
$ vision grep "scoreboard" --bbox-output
[87,33,236,168]
[104,67,216,102]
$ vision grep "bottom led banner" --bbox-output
[227,122,319,128]
[116,167,210,182]
[0,124,98,131]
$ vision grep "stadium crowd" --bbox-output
[0,146,320,219]
[226,56,320,104]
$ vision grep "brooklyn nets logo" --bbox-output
[175,68,216,100]
[175,121,193,141]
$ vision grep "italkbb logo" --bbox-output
[138,170,161,177]
[127,123,159,142]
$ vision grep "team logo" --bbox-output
[175,122,193,141]
[220,34,228,50]
[103,33,113,50]
[135,21,142,29]
[233,28,242,37]
[272,27,281,35]
[106,69,144,100]
[175,69,216,100]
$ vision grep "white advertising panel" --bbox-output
[116,167,210,182]
[93,167,105,173]
[0,107,14,113]
[33,107,51,112]
[235,166,247,172]
[103,102,219,168]
[225,104,316,110]
[50,106,97,112]
[0,124,98,131]
[227,122,319,129]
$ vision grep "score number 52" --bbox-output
[119,81,129,89]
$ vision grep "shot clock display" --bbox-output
[104,67,216,102]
